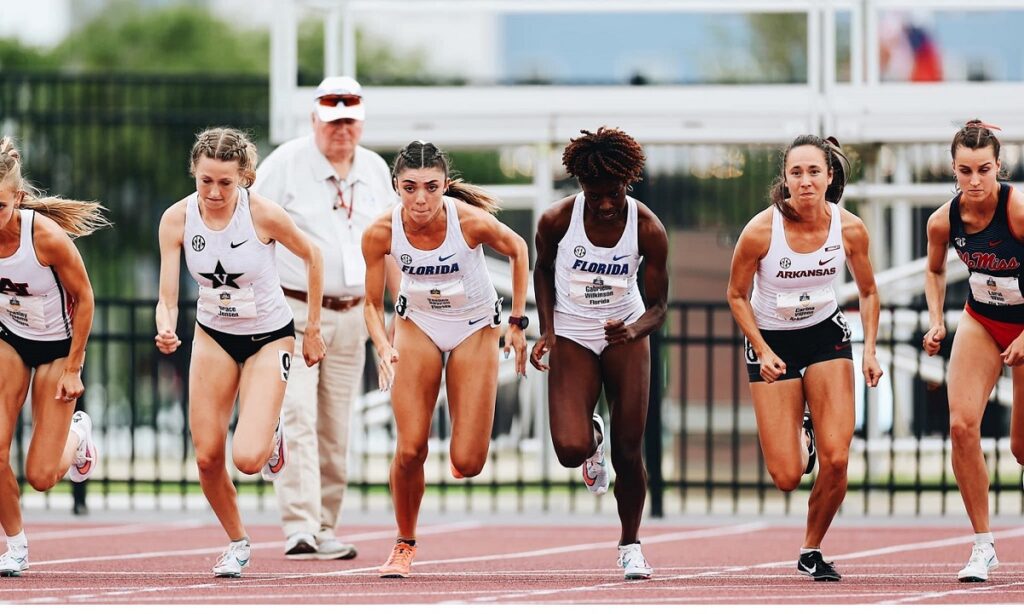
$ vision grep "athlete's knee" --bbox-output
[950,416,981,446]
[817,450,849,478]
[25,465,59,492]
[553,441,592,468]
[768,468,802,493]
[450,454,485,478]
[609,444,644,471]
[1010,437,1024,465]
[232,451,263,476]
[195,448,227,476]
[394,442,429,470]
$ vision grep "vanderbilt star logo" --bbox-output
[199,260,242,289]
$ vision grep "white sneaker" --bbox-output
[958,542,998,582]
[314,538,358,561]
[284,532,318,560]
[213,539,251,578]
[68,411,98,483]
[261,418,287,481]
[0,545,28,577]
[617,543,653,580]
[582,414,609,495]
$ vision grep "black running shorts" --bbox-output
[745,309,853,383]
[0,322,72,369]
[197,320,295,364]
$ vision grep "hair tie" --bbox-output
[966,120,1002,132]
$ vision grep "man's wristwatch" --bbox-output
[508,315,530,330]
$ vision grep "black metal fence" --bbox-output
[12,299,1024,517]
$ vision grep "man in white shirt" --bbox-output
[253,75,397,560]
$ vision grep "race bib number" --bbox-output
[569,272,628,307]
[198,285,258,319]
[2,294,46,330]
[968,272,1024,306]
[775,286,835,322]
[404,277,467,312]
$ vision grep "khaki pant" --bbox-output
[274,295,366,541]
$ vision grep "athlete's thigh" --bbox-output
[25,360,76,467]
[445,325,500,450]
[802,358,855,458]
[391,316,443,446]
[0,340,31,458]
[188,326,241,453]
[549,335,603,446]
[600,336,650,447]
[947,313,1004,428]
[750,379,806,472]
[236,336,293,453]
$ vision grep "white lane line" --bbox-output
[24,520,207,541]
[17,521,481,604]
[880,580,1024,605]
[461,525,1024,604]
[28,521,480,567]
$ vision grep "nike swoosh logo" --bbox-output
[612,254,630,261]
[230,240,248,249]
[990,240,1003,247]
[468,317,487,326]
[252,334,271,341]
[802,563,816,574]
[818,257,836,266]
[439,253,456,262]
[582,466,597,487]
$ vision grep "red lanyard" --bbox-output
[329,177,355,222]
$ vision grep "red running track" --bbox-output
[2,520,1024,604]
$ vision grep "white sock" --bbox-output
[974,532,994,546]
[7,531,27,549]
[800,547,820,555]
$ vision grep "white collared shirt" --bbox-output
[253,135,394,297]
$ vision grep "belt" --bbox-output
[282,287,362,312]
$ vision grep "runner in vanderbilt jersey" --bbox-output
[155,128,326,578]
[0,136,107,577]
[391,196,500,352]
[728,134,881,582]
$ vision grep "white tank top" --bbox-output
[751,203,846,330]
[554,193,646,321]
[183,189,293,335]
[390,197,498,319]
[0,210,72,341]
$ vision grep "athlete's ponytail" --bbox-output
[0,137,109,238]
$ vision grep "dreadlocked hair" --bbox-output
[561,127,646,185]
[0,136,109,238]
[189,127,259,188]
[391,140,500,214]
[768,134,851,222]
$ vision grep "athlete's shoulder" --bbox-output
[537,194,576,234]
[633,199,667,239]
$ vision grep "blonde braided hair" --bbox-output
[189,128,259,187]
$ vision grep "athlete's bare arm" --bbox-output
[530,196,574,371]
[34,214,93,400]
[155,201,186,355]
[923,201,952,356]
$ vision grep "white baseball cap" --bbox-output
[314,76,365,122]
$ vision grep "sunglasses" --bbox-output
[318,94,362,108]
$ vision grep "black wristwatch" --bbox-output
[508,315,530,330]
